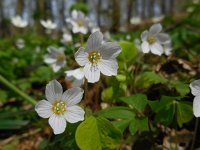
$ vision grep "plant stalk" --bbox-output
[0,75,37,105]
[190,118,199,150]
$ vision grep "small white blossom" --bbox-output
[11,16,28,28]
[134,38,142,52]
[44,46,66,72]
[152,16,164,23]
[130,17,141,25]
[60,33,72,44]
[190,79,200,117]
[65,68,85,87]
[140,23,171,56]
[126,35,131,40]
[75,31,121,83]
[15,38,25,49]
[35,80,85,134]
[40,19,57,30]
[66,10,90,34]
[163,43,172,56]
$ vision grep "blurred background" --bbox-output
[0,0,198,36]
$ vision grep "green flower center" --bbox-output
[77,20,84,27]
[57,54,65,62]
[147,35,156,45]
[51,101,67,115]
[88,51,101,64]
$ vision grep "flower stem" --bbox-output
[83,80,88,107]
[0,75,37,105]
[190,118,199,150]
[80,33,84,46]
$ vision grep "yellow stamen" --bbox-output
[51,100,67,115]
[147,35,156,45]
[88,51,101,64]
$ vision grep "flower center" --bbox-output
[88,51,101,64]
[147,35,156,45]
[57,54,65,62]
[77,20,84,27]
[51,101,67,115]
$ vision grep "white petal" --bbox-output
[150,43,163,56]
[83,63,100,83]
[52,63,62,72]
[99,42,121,59]
[99,59,118,76]
[64,106,85,123]
[193,95,200,117]
[141,30,148,41]
[72,78,85,87]
[149,23,162,35]
[190,80,200,96]
[45,80,63,103]
[157,33,171,44]
[35,100,52,118]
[65,68,84,80]
[141,41,150,53]
[62,87,84,106]
[80,27,88,34]
[44,55,56,64]
[86,31,103,52]
[48,114,66,134]
[72,25,80,33]
[75,47,89,66]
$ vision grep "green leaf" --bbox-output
[0,90,8,101]
[101,87,113,102]
[0,119,29,129]
[176,102,193,127]
[116,74,126,82]
[129,117,149,135]
[120,94,148,112]
[112,120,131,132]
[96,106,135,119]
[155,102,176,125]
[149,96,176,125]
[169,81,190,96]
[135,71,167,88]
[75,116,122,150]
[118,41,137,62]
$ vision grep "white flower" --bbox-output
[35,80,85,134]
[152,16,164,23]
[91,27,100,33]
[65,68,85,87]
[44,46,66,72]
[163,43,172,56]
[75,31,121,83]
[11,16,28,28]
[141,23,171,56]
[130,17,141,25]
[15,38,25,49]
[103,31,112,41]
[66,10,90,34]
[61,33,72,44]
[190,79,200,117]
[134,38,142,52]
[126,35,131,40]
[40,19,57,30]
